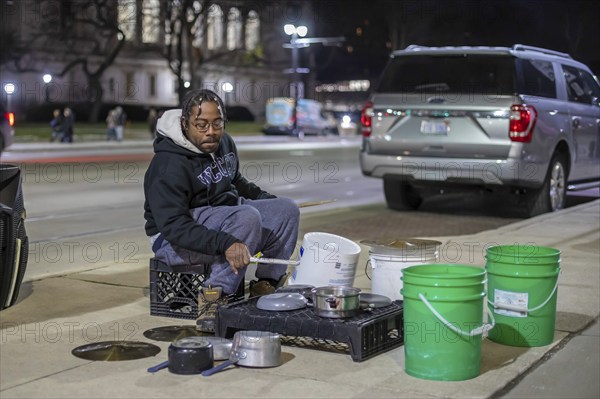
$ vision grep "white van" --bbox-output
[263,97,335,136]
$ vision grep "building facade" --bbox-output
[1,0,314,122]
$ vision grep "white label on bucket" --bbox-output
[494,289,528,318]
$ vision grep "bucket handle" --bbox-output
[418,293,496,338]
[365,259,372,280]
[487,273,560,314]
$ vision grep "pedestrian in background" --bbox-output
[106,109,118,141]
[62,107,75,143]
[114,106,126,142]
[49,108,64,142]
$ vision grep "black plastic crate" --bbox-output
[215,297,404,362]
[149,258,244,320]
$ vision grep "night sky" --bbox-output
[305,0,600,82]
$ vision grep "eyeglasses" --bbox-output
[192,119,225,132]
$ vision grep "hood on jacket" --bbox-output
[156,109,202,154]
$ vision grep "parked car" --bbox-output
[0,103,15,156]
[360,44,600,216]
[263,97,335,136]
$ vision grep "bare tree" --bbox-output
[2,0,128,122]
[161,0,271,105]
[162,0,207,105]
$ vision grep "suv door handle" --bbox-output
[572,117,581,129]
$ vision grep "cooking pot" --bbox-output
[202,330,281,376]
[312,286,361,318]
[202,336,233,361]
[147,337,213,375]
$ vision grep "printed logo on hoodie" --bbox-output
[197,152,237,185]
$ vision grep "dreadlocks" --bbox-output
[180,89,227,135]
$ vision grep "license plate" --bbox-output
[420,120,449,135]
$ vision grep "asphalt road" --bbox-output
[11,138,598,281]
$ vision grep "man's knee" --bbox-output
[224,205,262,230]
[274,197,300,219]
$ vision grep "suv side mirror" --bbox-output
[591,97,600,107]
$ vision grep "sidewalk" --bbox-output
[0,200,598,398]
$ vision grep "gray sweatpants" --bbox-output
[154,197,300,294]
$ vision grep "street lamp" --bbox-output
[284,24,308,136]
[221,81,233,106]
[43,74,52,102]
[4,83,15,112]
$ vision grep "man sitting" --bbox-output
[143,89,299,332]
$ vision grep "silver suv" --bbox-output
[360,44,600,216]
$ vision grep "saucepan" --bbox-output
[312,286,362,318]
[147,337,213,375]
[201,330,281,376]
[146,336,233,374]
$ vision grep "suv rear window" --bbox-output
[376,54,516,95]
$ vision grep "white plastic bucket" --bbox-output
[289,232,361,287]
[370,253,438,300]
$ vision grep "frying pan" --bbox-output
[201,331,281,376]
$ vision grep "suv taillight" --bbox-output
[361,100,373,137]
[509,104,536,143]
[5,112,15,127]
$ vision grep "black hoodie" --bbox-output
[143,109,275,256]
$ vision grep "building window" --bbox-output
[207,4,223,50]
[227,8,242,50]
[109,78,115,96]
[191,6,204,48]
[245,10,260,50]
[142,0,160,44]
[149,74,157,97]
[118,0,136,41]
[126,72,135,99]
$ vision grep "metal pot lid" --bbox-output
[171,337,212,349]
[360,293,392,309]
[72,341,161,361]
[143,325,207,342]
[256,293,307,311]
[361,238,442,250]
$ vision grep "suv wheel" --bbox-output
[525,153,568,217]
[383,177,422,211]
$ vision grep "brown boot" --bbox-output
[249,273,289,297]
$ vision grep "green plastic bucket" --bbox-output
[486,245,560,347]
[401,264,492,381]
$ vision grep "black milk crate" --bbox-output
[215,297,404,362]
[149,258,244,320]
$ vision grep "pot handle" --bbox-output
[147,360,169,373]
[201,358,239,376]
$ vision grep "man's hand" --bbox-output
[225,242,251,274]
